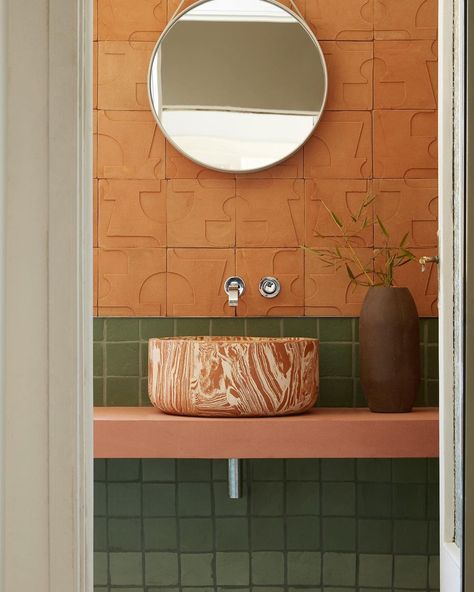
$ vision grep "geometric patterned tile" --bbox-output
[306,0,374,41]
[374,0,437,40]
[98,0,167,41]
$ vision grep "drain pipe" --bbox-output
[228,459,242,499]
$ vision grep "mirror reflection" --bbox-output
[149,0,328,173]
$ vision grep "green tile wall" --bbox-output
[93,317,439,408]
[94,317,439,592]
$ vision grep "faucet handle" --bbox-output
[224,276,245,307]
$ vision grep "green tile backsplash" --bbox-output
[93,317,439,408]
[94,317,439,592]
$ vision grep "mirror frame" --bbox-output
[147,0,328,174]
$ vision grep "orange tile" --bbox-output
[98,41,154,110]
[167,179,235,247]
[93,42,98,110]
[305,247,373,316]
[304,111,372,179]
[374,40,437,109]
[167,0,195,20]
[374,0,437,40]
[165,141,235,180]
[167,248,235,316]
[376,248,438,316]
[93,110,98,180]
[98,0,166,41]
[98,179,166,248]
[93,179,99,247]
[93,0,98,41]
[240,150,304,180]
[373,110,437,178]
[306,0,373,40]
[98,247,166,315]
[93,247,99,310]
[277,0,306,16]
[97,110,165,179]
[373,179,438,248]
[321,41,373,110]
[305,179,373,247]
[236,249,304,316]
[236,179,304,248]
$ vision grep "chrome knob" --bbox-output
[224,276,245,307]
[259,277,281,298]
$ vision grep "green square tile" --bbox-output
[181,553,214,586]
[319,344,352,377]
[145,552,179,586]
[429,555,440,589]
[394,519,428,554]
[251,517,284,550]
[175,318,211,336]
[318,378,354,408]
[214,482,248,515]
[94,343,104,375]
[142,459,176,482]
[322,517,356,551]
[177,459,212,481]
[106,377,139,406]
[93,378,105,406]
[357,459,391,482]
[283,318,318,338]
[286,516,320,550]
[144,517,177,550]
[321,459,355,481]
[179,518,213,551]
[250,459,284,481]
[394,555,428,589]
[287,551,321,585]
[142,483,176,517]
[358,554,392,588]
[427,345,439,378]
[211,318,245,336]
[428,521,440,555]
[357,483,391,518]
[94,483,106,516]
[140,318,174,339]
[212,459,228,481]
[319,319,352,342]
[109,552,143,586]
[428,482,439,519]
[256,588,285,592]
[107,459,140,481]
[93,587,108,592]
[109,518,142,551]
[251,552,285,585]
[322,552,356,587]
[286,482,320,515]
[178,482,212,516]
[216,517,249,550]
[322,482,355,516]
[108,482,141,517]
[427,379,439,406]
[140,341,148,376]
[106,318,139,341]
[392,483,427,519]
[94,459,106,481]
[392,459,427,483]
[246,319,281,337]
[251,482,284,515]
[94,552,108,586]
[107,343,140,376]
[140,377,152,406]
[285,459,320,481]
[182,588,213,592]
[357,519,392,554]
[93,318,105,341]
[94,517,107,551]
[427,318,439,343]
[216,552,250,585]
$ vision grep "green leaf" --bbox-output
[399,232,409,248]
[345,264,355,281]
[376,215,389,238]
[330,211,343,229]
[400,248,416,260]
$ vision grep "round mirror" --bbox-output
[148,0,328,173]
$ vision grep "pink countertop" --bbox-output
[94,407,439,459]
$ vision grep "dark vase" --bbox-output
[359,287,420,413]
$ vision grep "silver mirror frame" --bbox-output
[147,0,328,174]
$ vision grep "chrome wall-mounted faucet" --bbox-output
[259,276,281,298]
[224,276,245,307]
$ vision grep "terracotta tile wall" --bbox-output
[94,0,438,317]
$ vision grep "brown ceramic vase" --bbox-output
[359,287,420,413]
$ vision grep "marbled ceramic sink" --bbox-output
[148,336,319,417]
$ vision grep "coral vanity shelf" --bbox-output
[94,407,439,458]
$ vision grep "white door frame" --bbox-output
[0,0,467,590]
[0,0,93,590]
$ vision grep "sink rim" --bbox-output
[148,336,319,344]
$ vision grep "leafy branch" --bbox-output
[302,195,417,288]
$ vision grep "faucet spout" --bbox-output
[224,276,245,308]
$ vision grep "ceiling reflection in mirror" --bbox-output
[149,0,328,173]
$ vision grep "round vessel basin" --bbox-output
[148,336,319,417]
